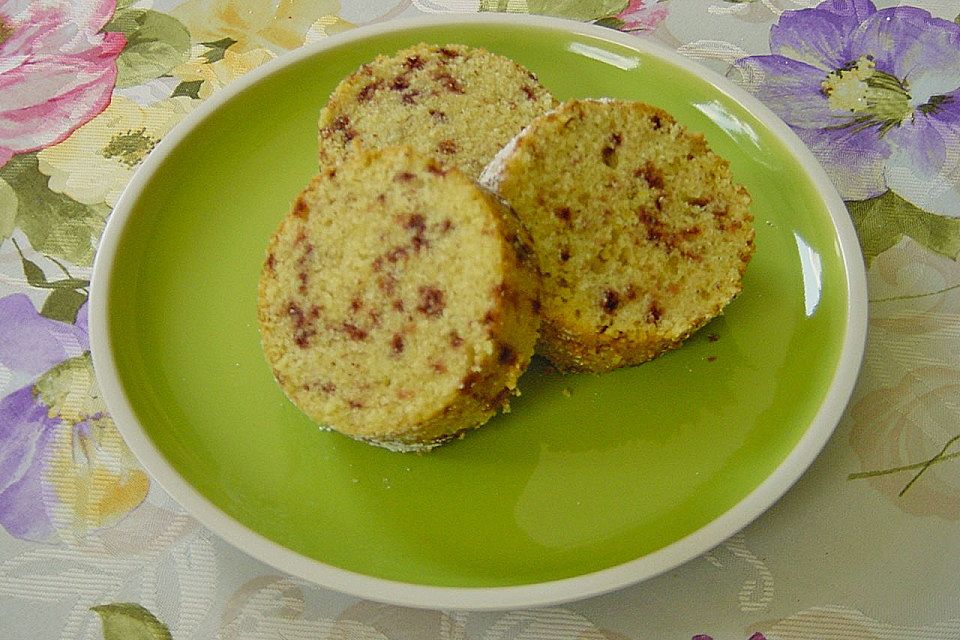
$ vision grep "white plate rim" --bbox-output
[89,13,868,611]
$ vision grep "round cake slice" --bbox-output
[480,99,755,372]
[317,43,557,179]
[258,146,541,451]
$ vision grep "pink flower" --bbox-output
[617,0,668,32]
[0,0,126,166]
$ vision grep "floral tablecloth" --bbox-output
[2,0,960,638]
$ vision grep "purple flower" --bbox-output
[733,0,960,216]
[0,294,148,543]
[0,294,88,376]
[0,385,59,540]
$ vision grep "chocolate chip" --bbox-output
[426,161,446,176]
[459,371,482,395]
[406,214,428,252]
[601,132,623,168]
[635,161,664,190]
[288,301,317,348]
[601,145,618,168]
[434,72,464,94]
[601,289,620,314]
[357,80,382,102]
[387,246,407,263]
[637,208,665,243]
[292,198,309,219]
[377,273,398,295]
[342,322,368,341]
[417,286,445,318]
[648,301,663,324]
[497,344,518,366]
[297,271,308,295]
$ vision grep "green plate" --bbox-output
[90,15,866,609]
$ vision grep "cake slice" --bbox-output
[480,99,755,372]
[258,146,541,450]
[318,43,557,178]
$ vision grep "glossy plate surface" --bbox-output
[90,15,867,609]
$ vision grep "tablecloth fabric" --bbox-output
[2,1,959,638]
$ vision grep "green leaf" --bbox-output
[171,80,203,99]
[107,9,190,88]
[594,16,626,29]
[41,288,88,323]
[199,37,237,64]
[478,0,513,10]
[116,0,138,8]
[91,603,172,640]
[0,177,17,238]
[526,0,628,21]
[19,254,48,286]
[955,12,960,25]
[847,190,960,265]
[0,153,108,266]
[12,237,91,289]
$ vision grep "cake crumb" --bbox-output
[317,43,558,178]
